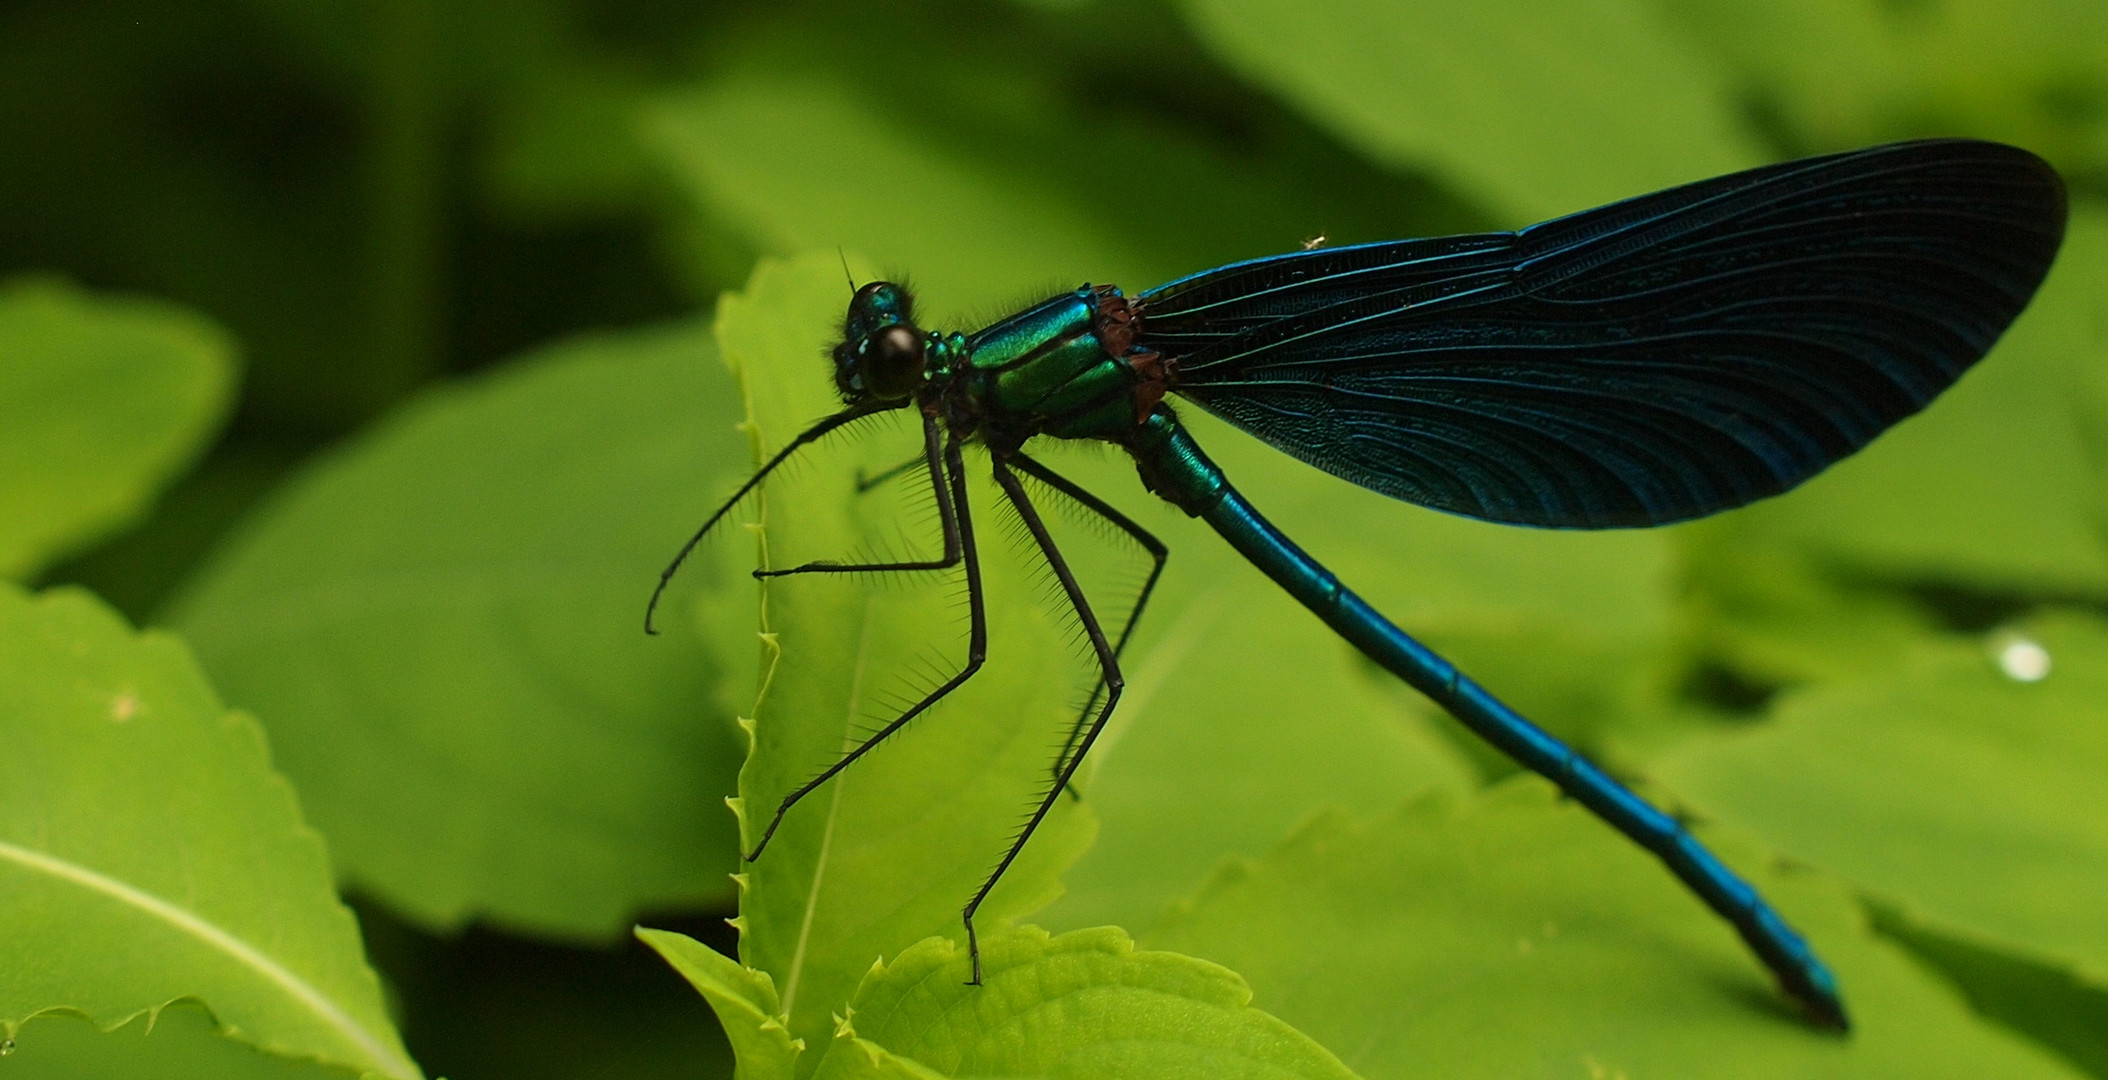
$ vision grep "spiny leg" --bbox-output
[647,402,882,634]
[759,411,960,579]
[746,434,988,861]
[1007,451,1167,798]
[855,454,926,494]
[964,456,1124,984]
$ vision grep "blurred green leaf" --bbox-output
[170,319,749,940]
[1656,612,2108,984]
[0,278,237,580]
[716,254,1097,1064]
[1670,518,1944,688]
[641,4,1489,323]
[0,584,417,1079]
[1220,416,1682,771]
[1041,405,1681,932]
[2070,206,2108,548]
[1658,0,2108,183]
[1687,204,2108,600]
[1150,781,2088,1079]
[0,1004,359,1080]
[481,64,666,219]
[42,447,304,627]
[1869,902,2108,1078]
[1039,561,1478,935]
[1174,0,1764,223]
[807,927,1360,1080]
[647,74,1146,318]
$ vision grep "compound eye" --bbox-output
[865,325,924,400]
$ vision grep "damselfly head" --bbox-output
[833,281,925,403]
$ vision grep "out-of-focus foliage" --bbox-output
[165,322,751,940]
[1176,0,1766,223]
[1660,614,2108,982]
[1149,784,2085,1080]
[1657,0,2108,183]
[0,279,235,580]
[3,0,2105,1077]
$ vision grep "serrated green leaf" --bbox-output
[1150,781,2087,1078]
[0,584,418,1079]
[809,1035,949,1080]
[1173,0,1763,223]
[1656,612,2108,985]
[169,319,749,939]
[717,255,1096,1063]
[0,1004,358,1080]
[811,927,1357,1080]
[638,928,802,1080]
[0,278,237,580]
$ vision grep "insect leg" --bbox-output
[1007,451,1167,798]
[854,455,925,494]
[745,433,987,861]
[759,411,962,578]
[964,456,1124,984]
[647,402,881,633]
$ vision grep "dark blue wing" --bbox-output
[1136,139,2067,528]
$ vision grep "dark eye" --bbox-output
[864,325,924,400]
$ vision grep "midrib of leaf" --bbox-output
[779,594,880,1017]
[0,837,419,1080]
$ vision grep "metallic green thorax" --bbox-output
[956,285,1163,442]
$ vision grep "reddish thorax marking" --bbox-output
[1092,287,1174,423]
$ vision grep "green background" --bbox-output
[2,0,2104,1077]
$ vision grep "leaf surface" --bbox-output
[0,585,417,1079]
[0,278,236,579]
[170,320,749,938]
[1149,781,2087,1079]
[1658,0,2108,179]
[808,927,1359,1080]
[1173,0,1763,223]
[1657,613,2108,983]
[0,1005,358,1080]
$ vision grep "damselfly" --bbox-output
[652,139,2068,1028]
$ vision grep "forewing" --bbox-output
[1137,140,2067,527]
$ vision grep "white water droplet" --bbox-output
[1,1037,16,1056]
[1992,633,2051,682]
